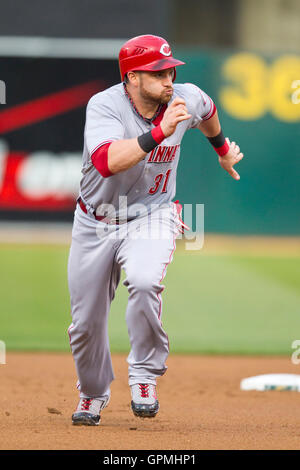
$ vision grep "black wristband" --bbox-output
[137,131,158,153]
[207,130,225,148]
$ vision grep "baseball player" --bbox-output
[68,35,243,426]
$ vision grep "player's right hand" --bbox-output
[160,97,192,137]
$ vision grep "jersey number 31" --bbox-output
[148,169,172,195]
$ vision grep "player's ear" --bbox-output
[127,71,139,87]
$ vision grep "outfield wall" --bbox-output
[0,41,299,234]
[175,50,300,235]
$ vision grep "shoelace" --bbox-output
[139,384,149,398]
[81,398,92,411]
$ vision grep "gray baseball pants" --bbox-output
[67,203,181,399]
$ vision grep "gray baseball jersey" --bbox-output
[68,81,214,400]
[79,82,214,219]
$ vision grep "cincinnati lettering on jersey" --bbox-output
[147,144,180,164]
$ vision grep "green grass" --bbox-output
[0,243,299,355]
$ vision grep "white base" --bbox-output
[240,374,300,392]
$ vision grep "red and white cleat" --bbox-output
[130,383,159,418]
[72,395,110,426]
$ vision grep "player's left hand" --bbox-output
[219,138,244,180]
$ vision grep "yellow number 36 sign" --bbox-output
[219,53,300,122]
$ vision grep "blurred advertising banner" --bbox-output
[175,51,300,235]
[0,39,299,233]
[0,39,121,221]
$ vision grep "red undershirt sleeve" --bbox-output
[91,142,114,178]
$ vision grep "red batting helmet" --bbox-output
[119,34,185,82]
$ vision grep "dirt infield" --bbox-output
[1,353,300,450]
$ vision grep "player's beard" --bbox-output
[139,78,173,106]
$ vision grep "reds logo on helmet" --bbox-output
[160,44,171,57]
